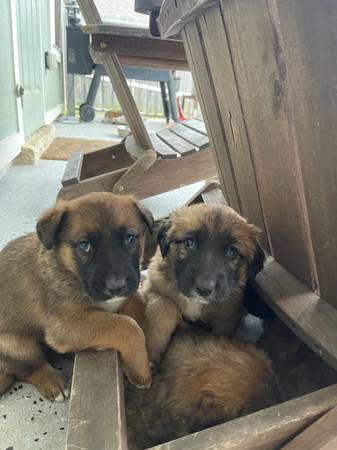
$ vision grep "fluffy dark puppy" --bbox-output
[143,203,265,363]
[0,192,153,400]
[126,327,280,449]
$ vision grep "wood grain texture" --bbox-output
[62,152,84,187]
[57,168,127,201]
[274,0,337,308]
[77,0,153,151]
[156,128,197,155]
[81,143,134,181]
[149,133,179,159]
[253,257,337,371]
[92,34,187,62]
[158,0,218,38]
[182,24,240,211]
[148,384,337,450]
[197,6,269,250]
[121,147,218,199]
[66,350,127,450]
[281,405,337,450]
[169,123,209,149]
[183,118,207,135]
[58,149,217,201]
[217,0,315,288]
[117,55,189,71]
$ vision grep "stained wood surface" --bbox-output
[274,0,337,308]
[66,350,127,450]
[253,257,337,371]
[156,128,197,155]
[213,0,314,288]
[181,25,240,212]
[196,6,268,250]
[183,118,207,135]
[158,0,219,38]
[77,0,152,151]
[92,34,187,63]
[169,123,209,149]
[148,384,337,450]
[62,152,84,187]
[117,54,189,71]
[149,133,179,159]
[81,143,134,181]
[281,405,337,450]
[58,168,127,201]
[118,147,217,198]
[58,149,217,201]
[112,149,157,195]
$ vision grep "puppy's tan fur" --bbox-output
[0,193,152,400]
[143,203,263,363]
[126,327,280,449]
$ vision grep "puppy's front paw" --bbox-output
[122,346,152,389]
[124,364,152,389]
[26,363,69,402]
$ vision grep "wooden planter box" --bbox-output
[65,0,337,448]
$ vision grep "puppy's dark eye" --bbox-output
[125,234,137,248]
[184,237,196,251]
[77,240,92,254]
[226,246,238,259]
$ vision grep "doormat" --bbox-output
[41,137,119,161]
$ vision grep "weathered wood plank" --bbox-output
[281,405,337,450]
[66,351,127,450]
[148,384,337,450]
[92,34,187,62]
[156,128,197,155]
[118,54,189,71]
[202,186,227,206]
[58,149,217,201]
[183,118,207,135]
[217,0,316,288]
[81,143,134,181]
[58,168,127,201]
[170,123,209,149]
[77,0,153,151]
[122,147,218,199]
[149,133,179,159]
[253,257,337,372]
[158,0,219,38]
[274,0,337,308]
[181,24,240,211]
[197,6,269,250]
[62,151,84,187]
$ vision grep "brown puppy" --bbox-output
[0,192,153,400]
[143,203,265,363]
[126,327,280,449]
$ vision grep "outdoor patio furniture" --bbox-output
[58,0,217,203]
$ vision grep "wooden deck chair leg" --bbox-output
[77,0,153,150]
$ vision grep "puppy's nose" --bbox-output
[195,279,216,297]
[105,277,127,296]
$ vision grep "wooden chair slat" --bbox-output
[149,132,179,158]
[61,151,84,187]
[170,123,209,149]
[156,128,197,155]
[182,118,207,135]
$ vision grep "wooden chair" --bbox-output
[58,0,217,202]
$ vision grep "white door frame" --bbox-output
[0,0,24,170]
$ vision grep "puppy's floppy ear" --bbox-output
[157,220,171,258]
[36,203,67,250]
[248,243,266,279]
[135,201,154,234]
